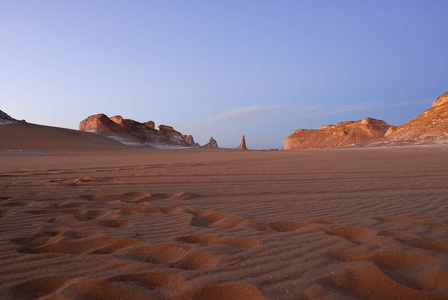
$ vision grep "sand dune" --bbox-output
[1,124,448,299]
[0,122,125,152]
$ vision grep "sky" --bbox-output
[1,1,447,149]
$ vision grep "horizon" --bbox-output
[1,1,447,149]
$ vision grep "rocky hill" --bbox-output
[284,117,393,150]
[0,110,19,125]
[202,137,219,148]
[284,91,448,150]
[79,114,199,148]
[382,92,448,144]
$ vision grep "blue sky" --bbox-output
[1,1,447,149]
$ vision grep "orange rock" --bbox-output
[384,91,448,144]
[79,114,198,148]
[236,135,247,150]
[284,117,392,150]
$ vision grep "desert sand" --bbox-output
[1,123,448,299]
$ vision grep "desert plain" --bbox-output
[1,123,448,300]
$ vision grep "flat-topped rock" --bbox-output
[79,114,198,148]
[284,117,392,150]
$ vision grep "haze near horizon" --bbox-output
[1,1,447,149]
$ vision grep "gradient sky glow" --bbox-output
[1,1,448,149]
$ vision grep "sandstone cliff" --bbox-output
[382,92,448,144]
[283,117,392,150]
[79,114,199,148]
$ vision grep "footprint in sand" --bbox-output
[108,272,190,299]
[115,243,220,270]
[321,222,448,299]
[179,235,260,248]
[322,263,448,300]
[188,209,256,229]
[193,283,264,300]
[374,216,448,229]
[12,224,134,255]
[324,226,399,247]
[268,220,337,232]
[79,191,198,204]
[61,280,151,300]
[378,230,448,254]
[7,276,72,300]
[49,209,132,228]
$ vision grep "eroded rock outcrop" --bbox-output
[284,117,393,150]
[79,114,199,148]
[203,137,219,148]
[236,135,247,150]
[0,110,19,125]
[382,92,448,144]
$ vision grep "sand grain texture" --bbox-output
[1,126,448,299]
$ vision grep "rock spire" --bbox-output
[236,135,247,150]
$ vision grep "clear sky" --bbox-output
[1,1,447,149]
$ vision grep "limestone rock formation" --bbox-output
[203,137,219,148]
[0,110,19,125]
[144,121,155,129]
[431,91,448,107]
[284,117,392,150]
[79,114,199,148]
[236,135,247,150]
[382,91,448,144]
[184,135,195,145]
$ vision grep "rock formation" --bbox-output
[203,137,219,148]
[185,135,195,145]
[236,135,247,150]
[283,117,393,150]
[0,110,19,125]
[382,91,448,144]
[79,114,199,148]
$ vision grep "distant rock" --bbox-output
[79,114,199,148]
[382,91,448,144]
[203,137,219,148]
[0,110,19,125]
[184,135,196,145]
[284,117,392,150]
[236,135,247,150]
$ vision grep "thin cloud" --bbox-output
[205,105,283,123]
[296,97,432,117]
[200,98,431,125]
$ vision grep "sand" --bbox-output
[1,123,448,299]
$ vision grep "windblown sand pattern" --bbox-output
[1,145,448,299]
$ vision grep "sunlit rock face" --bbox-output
[283,117,392,150]
[284,91,448,149]
[383,91,448,144]
[79,114,199,148]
